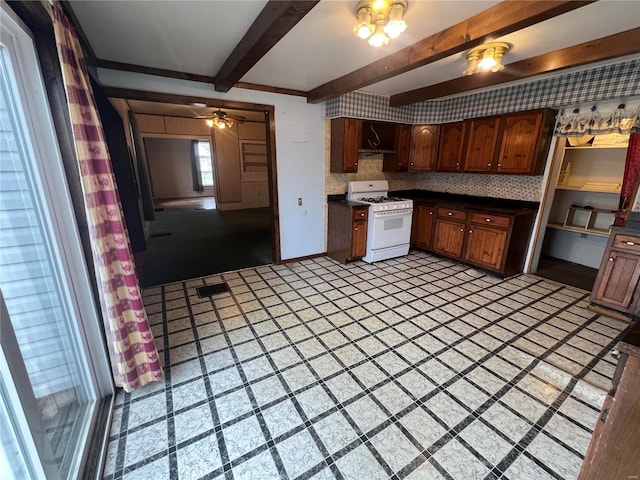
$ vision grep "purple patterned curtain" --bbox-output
[52,5,163,391]
[614,133,640,226]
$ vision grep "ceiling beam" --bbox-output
[101,86,274,113]
[96,59,307,97]
[96,59,216,84]
[305,0,595,104]
[214,0,319,93]
[390,28,640,106]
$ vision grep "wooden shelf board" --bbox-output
[547,223,611,237]
[556,186,621,194]
[564,145,628,150]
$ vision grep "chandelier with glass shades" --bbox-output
[463,42,510,75]
[353,0,408,47]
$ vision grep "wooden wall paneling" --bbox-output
[238,121,267,140]
[135,114,166,133]
[212,123,243,203]
[164,116,211,136]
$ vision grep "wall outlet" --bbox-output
[298,197,302,206]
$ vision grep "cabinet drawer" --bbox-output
[352,207,368,222]
[437,207,467,221]
[612,234,640,253]
[470,212,510,229]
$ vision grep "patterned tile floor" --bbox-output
[103,251,629,480]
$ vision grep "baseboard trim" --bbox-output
[281,252,327,264]
[588,304,634,324]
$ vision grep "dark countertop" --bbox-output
[327,194,367,207]
[391,190,539,213]
[613,212,640,235]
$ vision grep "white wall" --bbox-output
[98,69,326,260]
[145,137,214,199]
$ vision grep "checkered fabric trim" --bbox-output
[326,58,640,124]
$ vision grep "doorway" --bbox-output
[125,103,277,287]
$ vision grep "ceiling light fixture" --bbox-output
[203,109,234,130]
[463,42,510,75]
[353,0,407,47]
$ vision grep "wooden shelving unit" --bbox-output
[542,137,628,268]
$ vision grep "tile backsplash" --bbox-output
[413,172,543,202]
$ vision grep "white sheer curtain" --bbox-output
[555,102,640,137]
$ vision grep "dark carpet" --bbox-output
[535,255,598,291]
[140,207,272,287]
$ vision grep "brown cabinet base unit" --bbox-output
[327,203,368,263]
[578,322,640,480]
[410,204,435,250]
[410,200,536,277]
[591,229,640,316]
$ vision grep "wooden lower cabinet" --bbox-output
[433,218,466,258]
[410,204,435,250]
[327,203,368,263]
[419,205,535,276]
[464,224,508,271]
[591,230,640,315]
[578,338,640,480]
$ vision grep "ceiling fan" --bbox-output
[194,108,245,129]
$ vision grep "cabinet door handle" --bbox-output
[460,228,465,232]
[355,162,358,166]
[609,257,614,262]
[429,212,433,215]
[448,212,453,216]
[354,227,358,231]
[410,162,414,166]
[497,163,502,167]
[469,230,473,233]
[360,213,365,217]
[626,241,636,246]
[487,163,491,167]
[485,218,492,222]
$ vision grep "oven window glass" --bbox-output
[384,217,404,230]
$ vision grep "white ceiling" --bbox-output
[69,0,640,100]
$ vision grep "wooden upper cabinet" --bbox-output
[383,124,411,172]
[409,125,439,171]
[331,118,361,173]
[463,117,500,172]
[496,111,544,174]
[436,121,467,172]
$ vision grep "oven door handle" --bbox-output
[373,208,413,218]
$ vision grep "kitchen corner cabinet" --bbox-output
[409,125,439,171]
[496,110,554,174]
[411,203,435,249]
[577,322,640,480]
[330,118,361,173]
[432,207,467,258]
[436,122,467,172]
[327,203,368,263]
[591,231,640,315]
[383,124,411,172]
[463,117,500,172]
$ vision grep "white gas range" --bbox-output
[346,180,413,263]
